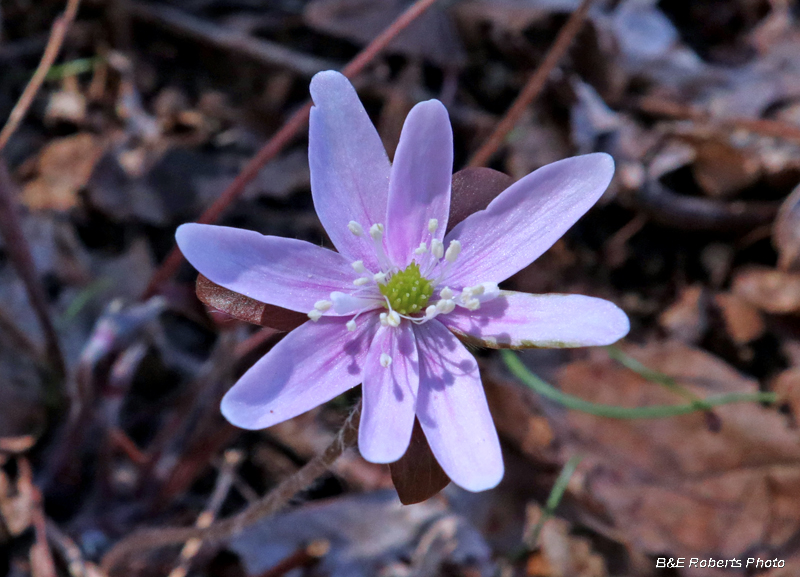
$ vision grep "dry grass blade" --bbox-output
[0,0,82,151]
[467,0,595,168]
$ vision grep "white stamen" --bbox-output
[445,240,461,263]
[348,221,364,236]
[425,305,437,320]
[351,260,366,273]
[431,239,444,259]
[380,353,392,368]
[414,242,428,255]
[436,299,455,315]
[439,286,453,300]
[314,300,332,311]
[379,312,388,327]
[307,310,323,322]
[428,219,439,234]
[373,272,387,283]
[369,223,384,241]
[464,298,481,311]
[330,292,378,314]
[353,277,370,286]
[469,284,485,297]
[386,310,401,327]
[346,320,357,332]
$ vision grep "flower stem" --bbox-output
[100,401,362,576]
[501,350,776,419]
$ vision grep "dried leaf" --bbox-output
[713,292,765,344]
[0,463,34,536]
[21,133,105,211]
[773,181,800,271]
[732,266,800,313]
[525,504,608,577]
[692,138,761,198]
[658,285,707,343]
[555,341,800,559]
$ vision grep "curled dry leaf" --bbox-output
[773,181,800,271]
[554,341,799,560]
[0,459,34,536]
[692,137,761,199]
[21,133,105,211]
[732,266,800,314]
[713,292,765,345]
[525,504,608,577]
[658,285,707,343]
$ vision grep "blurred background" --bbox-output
[2,0,800,575]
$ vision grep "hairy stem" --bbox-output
[101,401,362,576]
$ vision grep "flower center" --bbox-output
[378,262,433,315]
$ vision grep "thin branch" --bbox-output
[635,94,800,144]
[0,0,83,151]
[0,161,65,377]
[128,2,337,77]
[467,0,595,168]
[101,401,362,576]
[142,0,440,298]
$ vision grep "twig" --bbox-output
[20,459,58,577]
[638,180,779,232]
[46,520,88,577]
[636,94,800,144]
[167,449,243,577]
[0,0,82,151]
[101,401,362,575]
[142,0,441,298]
[0,161,65,377]
[128,2,337,78]
[255,540,330,577]
[467,0,595,168]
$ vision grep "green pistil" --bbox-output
[378,263,434,315]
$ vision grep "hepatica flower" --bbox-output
[176,71,629,492]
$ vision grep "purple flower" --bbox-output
[176,71,629,492]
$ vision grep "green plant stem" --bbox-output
[502,350,776,419]
[525,455,582,549]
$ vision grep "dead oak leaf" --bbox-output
[553,341,800,559]
[21,133,106,211]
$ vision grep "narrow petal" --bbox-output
[439,291,630,348]
[309,71,391,268]
[414,320,503,492]
[177,223,356,313]
[221,315,378,430]
[359,324,419,463]
[443,154,614,287]
[385,100,453,267]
